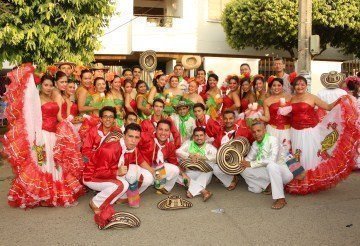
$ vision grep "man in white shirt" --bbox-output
[273,58,291,94]
[171,101,195,144]
[240,122,293,209]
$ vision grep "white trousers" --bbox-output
[241,162,293,199]
[84,176,129,208]
[211,163,234,188]
[178,170,213,197]
[120,164,154,199]
[161,163,180,192]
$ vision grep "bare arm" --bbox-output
[314,95,335,111]
[147,87,157,105]
[227,92,241,111]
[78,89,96,113]
[52,90,64,122]
[124,93,135,113]
[259,99,270,122]
[136,95,152,115]
[197,94,205,105]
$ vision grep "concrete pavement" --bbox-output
[0,162,359,246]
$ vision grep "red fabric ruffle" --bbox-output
[94,205,115,228]
[78,115,100,141]
[286,96,359,195]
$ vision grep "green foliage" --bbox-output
[0,0,115,69]
[222,0,360,58]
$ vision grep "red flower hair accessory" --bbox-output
[46,65,58,76]
[289,72,297,85]
[345,76,360,86]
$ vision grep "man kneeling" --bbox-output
[240,122,293,209]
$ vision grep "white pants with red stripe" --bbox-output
[84,176,128,209]
[240,162,293,200]
[120,164,154,198]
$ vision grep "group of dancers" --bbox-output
[1,59,359,229]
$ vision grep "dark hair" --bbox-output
[122,68,132,76]
[99,106,117,118]
[347,79,359,98]
[229,75,240,84]
[251,121,265,128]
[240,63,251,70]
[124,123,142,134]
[169,76,179,84]
[153,98,165,107]
[111,75,121,83]
[269,77,284,88]
[40,74,55,85]
[223,110,235,116]
[174,64,183,70]
[252,76,265,91]
[157,119,171,129]
[357,71,360,78]
[135,80,147,90]
[152,74,166,93]
[197,69,206,75]
[132,65,142,72]
[193,103,206,111]
[55,71,67,81]
[273,57,285,64]
[293,76,307,86]
[80,69,92,79]
[206,73,219,92]
[125,112,137,121]
[240,77,252,99]
[193,126,206,135]
[124,78,133,87]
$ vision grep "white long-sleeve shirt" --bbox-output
[171,114,196,143]
[176,140,217,163]
[245,135,286,168]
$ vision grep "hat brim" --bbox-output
[179,159,213,173]
[229,137,251,156]
[320,73,345,89]
[216,144,245,175]
[181,55,202,70]
[139,50,157,72]
[99,212,141,230]
[54,62,76,68]
[157,196,193,210]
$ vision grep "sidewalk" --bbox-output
[0,163,359,246]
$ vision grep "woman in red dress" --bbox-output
[3,67,84,208]
[239,77,256,112]
[221,76,241,113]
[285,76,359,194]
[124,79,137,114]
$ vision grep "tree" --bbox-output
[222,0,360,59]
[0,0,115,69]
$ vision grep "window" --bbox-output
[133,0,182,27]
[208,0,231,21]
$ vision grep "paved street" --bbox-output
[0,161,359,246]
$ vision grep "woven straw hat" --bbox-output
[54,61,76,69]
[179,158,213,173]
[139,50,157,72]
[229,137,251,156]
[320,71,345,89]
[99,212,141,230]
[157,195,193,210]
[216,143,245,175]
[90,63,109,71]
[181,55,202,70]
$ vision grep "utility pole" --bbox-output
[297,0,312,91]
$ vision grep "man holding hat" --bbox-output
[139,119,180,195]
[91,63,109,78]
[176,127,216,201]
[240,121,293,210]
[141,98,181,148]
[171,100,195,144]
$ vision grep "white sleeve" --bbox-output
[176,140,190,159]
[205,144,217,163]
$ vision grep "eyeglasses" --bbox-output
[102,115,115,119]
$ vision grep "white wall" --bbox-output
[310,61,342,94]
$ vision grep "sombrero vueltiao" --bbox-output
[179,158,213,173]
[90,63,110,71]
[320,71,345,89]
[157,195,193,210]
[174,100,192,111]
[216,142,248,175]
[139,50,157,72]
[229,137,251,156]
[181,55,202,70]
[99,211,141,230]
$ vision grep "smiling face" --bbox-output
[133,68,142,79]
[177,106,189,117]
[193,106,205,120]
[251,123,266,142]
[294,79,307,94]
[100,110,115,129]
[223,112,235,129]
[271,81,283,95]
[197,70,206,80]
[41,79,54,96]
[112,77,121,91]
[170,77,179,88]
[240,65,251,75]
[95,78,106,93]
[188,81,198,94]
[228,79,238,91]
[65,82,76,96]
[153,101,164,116]
[123,71,133,80]
[193,130,205,146]
[273,60,285,73]
[241,81,251,93]
[255,79,264,92]
[208,77,218,88]
[81,72,93,89]
[157,75,166,87]
[124,82,133,94]
[174,65,183,77]
[136,82,147,94]
[56,75,68,92]
[93,69,105,78]
[156,122,171,143]
[59,64,73,77]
